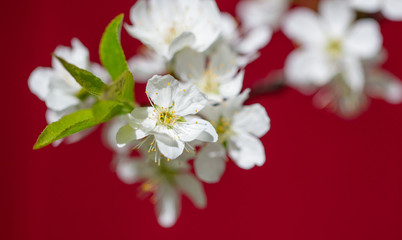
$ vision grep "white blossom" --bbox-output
[125,0,222,60]
[116,75,218,164]
[194,90,270,183]
[115,138,206,228]
[28,38,108,144]
[174,45,244,102]
[283,0,383,93]
[237,0,291,29]
[350,0,402,21]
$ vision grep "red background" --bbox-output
[2,0,402,239]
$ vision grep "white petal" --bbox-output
[53,38,90,71]
[282,8,325,47]
[194,143,226,183]
[129,107,157,133]
[220,12,239,40]
[45,109,61,124]
[350,0,382,13]
[174,48,206,81]
[175,117,209,142]
[342,56,365,92]
[128,50,167,83]
[200,103,222,123]
[156,183,180,228]
[222,88,251,118]
[344,19,382,59]
[116,124,142,147]
[319,0,355,37]
[45,90,80,111]
[155,134,185,159]
[284,49,334,87]
[28,67,53,101]
[116,159,152,184]
[236,26,272,55]
[228,133,266,170]
[383,0,402,21]
[172,82,208,116]
[146,75,179,108]
[168,32,196,60]
[193,118,218,143]
[176,173,206,208]
[232,104,270,138]
[219,70,244,99]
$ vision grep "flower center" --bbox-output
[213,116,232,145]
[326,39,342,58]
[198,69,220,94]
[154,104,184,129]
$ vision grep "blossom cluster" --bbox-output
[28,0,402,228]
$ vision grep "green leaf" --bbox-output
[55,56,106,96]
[92,101,123,123]
[33,109,97,150]
[101,70,135,107]
[100,14,128,81]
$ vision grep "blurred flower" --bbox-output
[115,138,205,228]
[116,75,218,163]
[28,38,108,144]
[283,0,382,92]
[350,0,402,21]
[194,90,270,183]
[237,0,291,29]
[173,45,244,102]
[125,0,222,60]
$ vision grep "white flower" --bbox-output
[350,0,402,21]
[115,139,206,228]
[125,0,222,60]
[128,47,167,83]
[219,13,272,66]
[116,75,218,163]
[194,90,270,183]
[28,38,108,118]
[174,45,244,102]
[237,0,291,29]
[283,0,383,92]
[28,38,108,144]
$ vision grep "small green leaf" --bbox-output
[101,70,135,107]
[33,109,97,150]
[92,101,123,123]
[100,14,128,81]
[55,56,106,96]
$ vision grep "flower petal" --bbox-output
[344,19,382,59]
[342,56,365,92]
[28,67,53,101]
[176,173,206,208]
[172,82,208,116]
[45,90,80,111]
[350,0,382,13]
[146,75,179,109]
[319,0,355,38]
[383,0,402,21]
[219,70,244,99]
[236,26,272,55]
[116,124,144,148]
[232,104,270,138]
[168,32,196,60]
[282,8,325,47]
[156,183,180,228]
[155,134,185,159]
[174,48,206,82]
[228,133,266,170]
[194,143,226,183]
[284,49,334,87]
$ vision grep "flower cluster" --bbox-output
[28,0,402,229]
[29,0,271,228]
